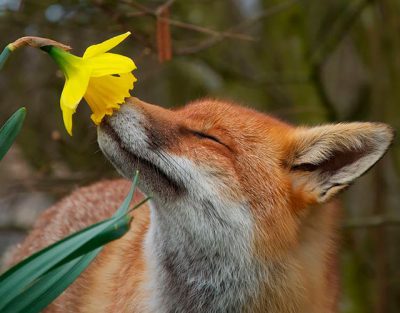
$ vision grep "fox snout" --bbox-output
[98,98,186,198]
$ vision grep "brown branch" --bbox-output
[92,0,156,53]
[122,0,153,14]
[156,0,176,15]
[308,0,371,121]
[122,0,256,43]
[101,0,294,57]
[342,215,400,229]
[175,0,299,55]
[0,225,30,232]
[1,175,104,196]
[311,0,371,66]
[162,18,255,41]
[156,7,172,62]
[229,0,299,32]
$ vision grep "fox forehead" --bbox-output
[140,98,292,173]
[163,99,295,202]
[148,98,295,159]
[180,98,293,136]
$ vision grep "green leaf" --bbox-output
[2,212,131,313]
[0,172,145,312]
[22,250,101,313]
[114,170,139,217]
[0,172,140,286]
[0,214,132,310]
[0,45,12,71]
[0,107,26,161]
[0,249,101,313]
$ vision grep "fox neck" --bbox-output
[144,196,263,313]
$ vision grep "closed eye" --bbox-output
[192,130,220,142]
[190,130,231,150]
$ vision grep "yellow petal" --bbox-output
[87,53,136,77]
[83,32,131,59]
[60,68,90,111]
[62,107,74,136]
[84,72,136,125]
[60,67,90,134]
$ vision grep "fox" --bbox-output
[7,97,394,313]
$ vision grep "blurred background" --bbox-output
[0,0,399,312]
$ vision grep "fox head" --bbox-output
[98,97,393,208]
[98,95,395,259]
[98,97,393,312]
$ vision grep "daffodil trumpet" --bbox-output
[0,33,137,135]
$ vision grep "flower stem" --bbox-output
[0,45,13,71]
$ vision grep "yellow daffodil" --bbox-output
[41,32,136,135]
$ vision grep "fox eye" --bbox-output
[192,131,221,143]
[190,130,232,151]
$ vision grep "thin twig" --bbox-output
[311,0,371,65]
[93,0,156,52]
[229,0,299,32]
[162,18,256,41]
[105,0,297,56]
[342,216,400,229]
[122,0,256,43]
[309,0,371,121]
[156,0,176,15]
[123,0,153,14]
[176,0,299,55]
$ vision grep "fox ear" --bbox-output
[288,122,394,203]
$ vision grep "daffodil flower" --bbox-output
[41,32,136,135]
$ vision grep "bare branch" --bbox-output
[156,0,176,15]
[229,0,300,32]
[308,0,371,121]
[343,216,400,229]
[176,0,299,55]
[311,0,371,66]
[105,0,297,56]
[122,0,256,45]
[162,18,255,42]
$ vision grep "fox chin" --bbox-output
[8,97,394,313]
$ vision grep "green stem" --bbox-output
[0,45,13,71]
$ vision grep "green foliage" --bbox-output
[0,46,12,71]
[0,107,26,162]
[0,171,149,313]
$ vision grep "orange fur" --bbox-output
[7,98,393,313]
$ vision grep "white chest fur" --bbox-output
[144,197,261,313]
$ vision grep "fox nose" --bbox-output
[110,98,179,151]
[98,98,171,152]
[101,101,143,128]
